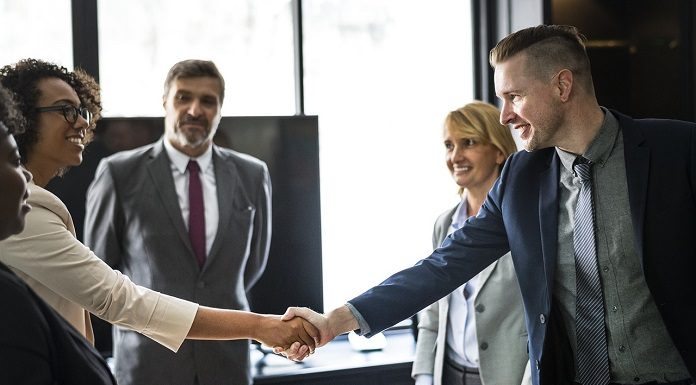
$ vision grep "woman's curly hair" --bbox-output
[0,59,102,163]
[0,84,26,136]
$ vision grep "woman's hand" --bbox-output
[256,314,319,359]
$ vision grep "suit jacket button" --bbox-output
[475,304,485,313]
[479,342,488,350]
[535,360,540,370]
[539,314,546,324]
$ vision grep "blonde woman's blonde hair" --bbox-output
[445,101,517,158]
[444,101,517,195]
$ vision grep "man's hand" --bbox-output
[282,307,334,346]
[275,305,359,360]
[255,314,319,359]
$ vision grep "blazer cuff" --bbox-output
[140,295,199,352]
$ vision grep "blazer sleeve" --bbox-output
[0,270,54,384]
[84,159,124,268]
[412,299,439,377]
[1,264,117,385]
[348,175,510,336]
[243,162,272,290]
[412,208,454,378]
[3,181,198,352]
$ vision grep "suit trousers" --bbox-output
[443,356,482,385]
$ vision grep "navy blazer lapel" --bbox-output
[146,141,196,260]
[539,152,560,291]
[616,111,649,263]
[205,146,239,267]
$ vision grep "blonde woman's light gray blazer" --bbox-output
[412,204,532,385]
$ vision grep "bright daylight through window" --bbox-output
[98,0,295,117]
[0,0,73,68]
[303,0,474,310]
[18,0,477,313]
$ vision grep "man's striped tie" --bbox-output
[573,158,610,385]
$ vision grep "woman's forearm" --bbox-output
[187,306,259,340]
[187,306,318,352]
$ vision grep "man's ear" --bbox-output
[556,69,573,102]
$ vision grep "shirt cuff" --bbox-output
[345,302,371,336]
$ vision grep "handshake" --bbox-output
[254,305,359,361]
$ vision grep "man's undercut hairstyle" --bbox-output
[489,25,595,93]
[163,59,225,103]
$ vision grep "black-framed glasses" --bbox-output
[35,105,92,126]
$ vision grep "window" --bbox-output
[0,0,73,68]
[98,0,295,117]
[18,0,477,314]
[303,0,474,309]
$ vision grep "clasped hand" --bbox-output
[258,306,346,361]
[255,312,319,360]
[271,307,335,361]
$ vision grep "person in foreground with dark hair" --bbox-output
[0,84,116,384]
[281,25,696,385]
[0,58,315,384]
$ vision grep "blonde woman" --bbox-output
[412,101,530,385]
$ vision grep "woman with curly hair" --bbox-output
[0,59,316,363]
[0,59,101,173]
[0,83,116,384]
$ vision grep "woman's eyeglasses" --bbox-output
[35,105,92,126]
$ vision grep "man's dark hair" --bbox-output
[0,84,26,137]
[489,25,594,93]
[0,59,102,163]
[163,59,225,103]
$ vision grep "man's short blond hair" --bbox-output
[489,25,595,94]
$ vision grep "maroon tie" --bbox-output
[187,160,206,268]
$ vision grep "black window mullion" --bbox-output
[71,0,99,82]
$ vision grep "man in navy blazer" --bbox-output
[281,25,696,385]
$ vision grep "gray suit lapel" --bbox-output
[476,259,498,291]
[433,205,458,248]
[205,146,239,267]
[146,141,196,262]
